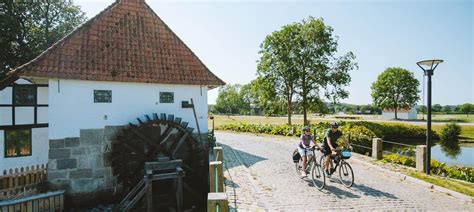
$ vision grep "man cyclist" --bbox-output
[321,122,352,177]
[298,126,320,177]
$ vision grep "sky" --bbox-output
[75,0,473,106]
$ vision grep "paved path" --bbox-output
[217,131,474,211]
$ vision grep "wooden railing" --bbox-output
[0,190,64,212]
[208,146,228,212]
[0,164,48,199]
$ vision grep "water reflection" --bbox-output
[440,141,461,159]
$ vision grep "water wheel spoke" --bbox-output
[159,126,174,145]
[171,134,188,157]
[130,127,160,149]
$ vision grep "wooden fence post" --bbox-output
[213,147,223,162]
[207,192,228,212]
[209,161,224,192]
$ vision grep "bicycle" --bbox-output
[320,147,354,187]
[294,146,326,190]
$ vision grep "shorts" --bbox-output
[321,144,338,156]
[298,146,314,157]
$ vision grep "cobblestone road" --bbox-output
[217,131,474,211]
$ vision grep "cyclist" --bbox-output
[321,122,352,177]
[297,126,320,177]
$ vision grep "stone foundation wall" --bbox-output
[47,125,208,206]
[47,126,124,205]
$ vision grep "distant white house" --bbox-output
[382,107,417,120]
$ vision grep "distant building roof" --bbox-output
[4,0,225,88]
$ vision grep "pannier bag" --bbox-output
[292,149,300,163]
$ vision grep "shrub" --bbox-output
[440,123,461,144]
[383,154,474,183]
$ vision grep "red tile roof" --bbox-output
[13,0,225,87]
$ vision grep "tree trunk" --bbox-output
[287,96,292,125]
[302,75,308,126]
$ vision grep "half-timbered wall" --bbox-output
[0,79,49,170]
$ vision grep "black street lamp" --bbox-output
[416,59,443,175]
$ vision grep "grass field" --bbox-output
[209,115,474,142]
[419,114,474,123]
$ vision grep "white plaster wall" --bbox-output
[0,87,12,104]
[382,112,409,119]
[0,128,49,171]
[0,108,12,125]
[15,107,34,125]
[48,79,208,139]
[37,107,48,124]
[37,87,48,105]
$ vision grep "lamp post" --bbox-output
[416,59,443,175]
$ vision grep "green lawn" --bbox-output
[432,125,474,143]
[406,171,474,197]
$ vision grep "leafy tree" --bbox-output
[257,23,299,124]
[214,84,243,115]
[371,67,420,119]
[0,1,86,76]
[432,104,442,113]
[249,77,287,116]
[442,105,453,113]
[239,83,252,115]
[460,103,473,116]
[257,17,357,125]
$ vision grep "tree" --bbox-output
[432,104,442,113]
[249,77,287,116]
[214,84,243,115]
[460,103,473,116]
[257,17,357,125]
[257,23,300,124]
[239,83,252,115]
[442,105,453,113]
[0,1,86,76]
[371,67,420,119]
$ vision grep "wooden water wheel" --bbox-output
[110,113,208,209]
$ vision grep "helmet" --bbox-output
[302,126,310,132]
[330,122,339,128]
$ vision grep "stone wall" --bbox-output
[47,125,208,206]
[47,126,124,206]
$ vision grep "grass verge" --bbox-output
[405,171,474,197]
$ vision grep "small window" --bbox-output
[14,86,35,105]
[94,90,112,103]
[159,92,174,103]
[5,129,32,158]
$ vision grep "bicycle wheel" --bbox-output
[295,159,301,176]
[338,161,354,187]
[311,160,325,190]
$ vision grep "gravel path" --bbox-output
[217,131,473,211]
